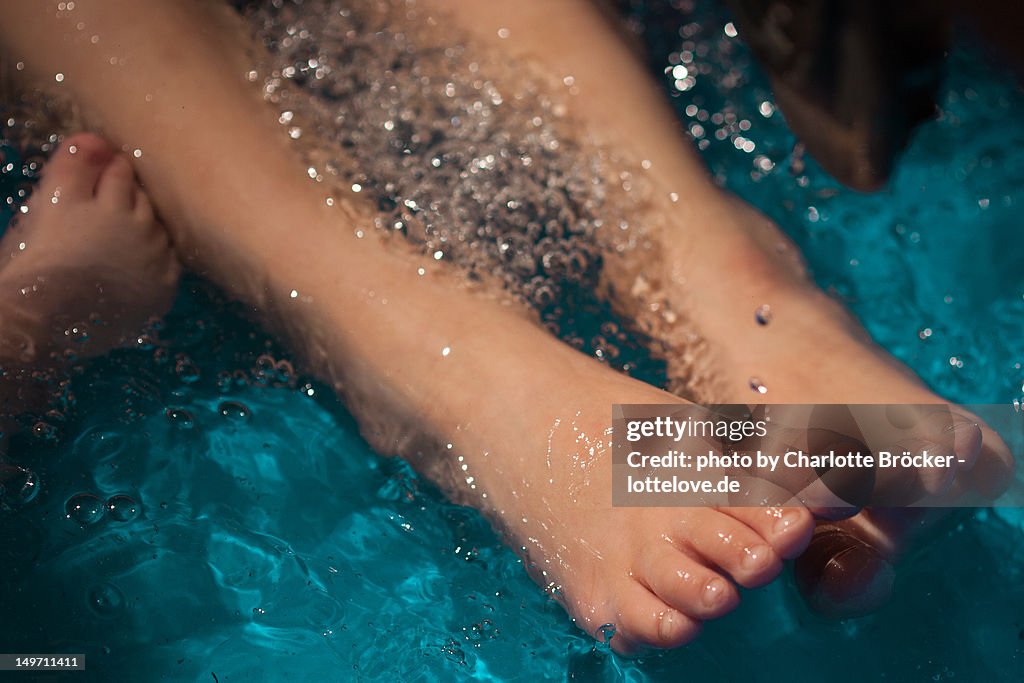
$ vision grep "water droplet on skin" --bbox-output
[65,322,89,343]
[749,377,768,394]
[218,401,251,420]
[106,494,140,522]
[66,492,105,525]
[755,304,772,325]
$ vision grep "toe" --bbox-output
[608,583,701,654]
[672,509,782,588]
[793,523,895,619]
[639,546,739,619]
[96,155,137,209]
[39,133,114,200]
[721,506,815,559]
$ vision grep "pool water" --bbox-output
[2,1,1024,681]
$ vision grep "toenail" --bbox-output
[773,510,803,537]
[741,544,771,571]
[658,610,677,642]
[949,419,981,463]
[702,577,727,607]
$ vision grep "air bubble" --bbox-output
[165,408,195,429]
[749,377,768,394]
[597,623,617,644]
[441,638,466,665]
[219,401,252,420]
[32,420,58,441]
[232,0,669,386]
[87,582,126,619]
[755,304,772,325]
[66,492,105,525]
[0,464,39,505]
[532,284,555,307]
[216,371,233,393]
[106,494,141,522]
[174,357,201,383]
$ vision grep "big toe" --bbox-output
[37,133,115,201]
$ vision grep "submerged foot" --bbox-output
[0,133,180,363]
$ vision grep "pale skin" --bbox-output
[0,134,179,454]
[0,0,1013,654]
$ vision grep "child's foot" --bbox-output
[431,349,818,655]
[616,197,1015,617]
[0,133,180,364]
[409,0,1012,620]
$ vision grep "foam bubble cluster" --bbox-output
[240,0,667,383]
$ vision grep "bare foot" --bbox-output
[0,133,180,364]
[621,197,1016,618]
[436,354,817,654]
[395,0,1014,621]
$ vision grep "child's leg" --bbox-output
[0,0,821,653]
[420,0,1014,614]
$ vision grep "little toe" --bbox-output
[96,155,137,209]
[673,509,782,588]
[722,506,815,559]
[640,546,739,619]
[39,133,114,201]
[607,583,701,654]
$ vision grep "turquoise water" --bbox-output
[2,2,1024,682]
